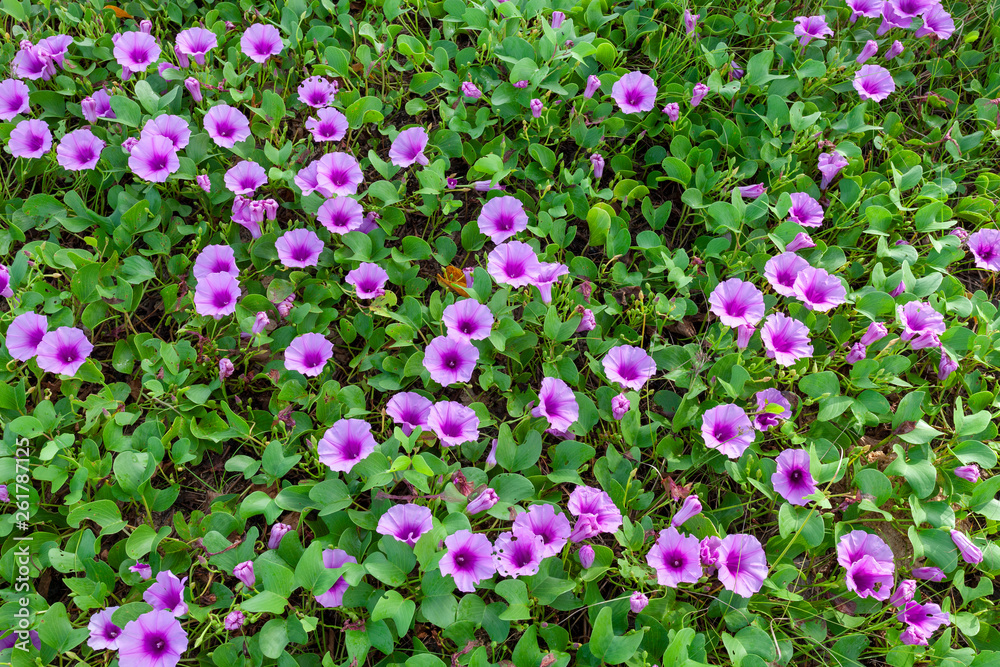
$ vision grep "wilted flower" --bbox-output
[439,530,495,592]
[130,563,152,580]
[568,485,622,541]
[196,174,211,192]
[912,566,946,582]
[854,65,896,102]
[233,561,255,588]
[252,311,269,335]
[513,80,529,89]
[377,504,433,547]
[117,610,187,667]
[611,71,657,114]
[761,313,814,366]
[319,419,377,473]
[702,404,755,459]
[709,278,765,328]
[218,358,234,380]
[530,98,543,118]
[716,534,768,597]
[671,494,702,527]
[690,82,709,107]
[576,307,596,333]
[950,530,983,564]
[818,151,849,189]
[737,184,766,198]
[630,591,649,613]
[662,102,680,121]
[241,24,283,63]
[602,345,657,390]
[793,15,834,45]
[583,74,601,98]
[889,579,916,607]
[938,349,959,380]
[646,526,703,587]
[389,127,430,167]
[315,549,357,607]
[427,401,480,447]
[224,610,244,631]
[143,571,189,617]
[611,393,630,420]
[788,192,824,228]
[753,388,791,431]
[461,81,482,99]
[466,488,498,514]
[846,342,867,364]
[284,333,333,377]
[856,40,879,64]
[36,327,94,376]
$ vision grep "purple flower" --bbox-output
[532,377,579,432]
[910,331,940,350]
[319,419,377,473]
[478,195,528,243]
[81,89,115,123]
[717,534,768,597]
[897,301,945,342]
[846,555,895,600]
[854,64,896,102]
[967,229,1000,270]
[568,485,622,541]
[158,62,179,77]
[860,322,889,346]
[950,530,983,564]
[184,76,205,103]
[175,27,217,66]
[878,2,914,34]
[938,349,959,380]
[898,600,950,645]
[389,127,430,167]
[702,404,755,459]
[590,153,605,179]
[889,579,916,607]
[730,62,745,81]
[513,504,571,559]
[793,15,834,46]
[442,299,494,343]
[663,102,680,121]
[298,76,338,108]
[11,42,55,81]
[233,561,255,588]
[218,358,234,380]
[203,104,251,148]
[117,610,188,667]
[953,464,979,483]
[885,40,905,59]
[487,240,541,288]
[194,272,240,319]
[772,449,817,505]
[684,9,699,35]
[578,545,595,568]
[916,7,955,39]
[690,82,709,107]
[305,107,349,142]
[461,81,482,99]
[671,494,702,528]
[753,388,791,431]
[5,313,48,361]
[315,548,357,607]
[193,245,238,281]
[709,278,765,328]
[8,119,52,159]
[474,180,504,191]
[466,488,498,514]
[317,196,364,234]
[793,266,847,311]
[130,563,152,579]
[0,265,13,298]
[736,324,755,349]
[275,229,324,268]
[140,116,191,152]
[423,335,478,385]
[269,522,292,549]
[493,531,545,578]
[87,605,124,650]
[818,151,849,189]
[196,174,211,192]
[143,571,189,617]
[611,71,657,114]
[630,591,649,613]
[761,313,813,366]
[846,342,867,364]
[551,11,565,29]
[57,128,105,171]
[847,0,884,22]
[224,160,267,195]
[231,196,263,237]
[284,332,333,377]
[583,74,601,99]
[788,192,824,227]
[700,536,722,570]
[377,504,433,547]
[114,32,161,80]
[427,401,480,447]
[346,262,389,299]
[737,184,766,198]
[611,393,630,420]
[602,345,656,391]
[241,24,283,63]
[890,0,936,18]
[317,152,364,196]
[912,566,945,582]
[447,177,459,188]
[386,392,433,436]
[576,306,596,333]
[856,40,879,65]
[252,311,269,335]
[531,262,569,303]
[530,98,544,118]
[120,137,140,154]
[785,232,816,252]
[129,135,179,183]
[0,79,30,120]
[36,327,93,376]
[440,530,495,592]
[513,80,530,89]
[224,610,244,631]
[646,526,702,587]
[837,530,895,571]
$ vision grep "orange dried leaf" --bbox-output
[105,5,133,18]
[436,266,469,297]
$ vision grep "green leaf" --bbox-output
[242,590,288,614]
[372,590,416,634]
[884,445,937,499]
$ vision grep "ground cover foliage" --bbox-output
[1,0,1000,665]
